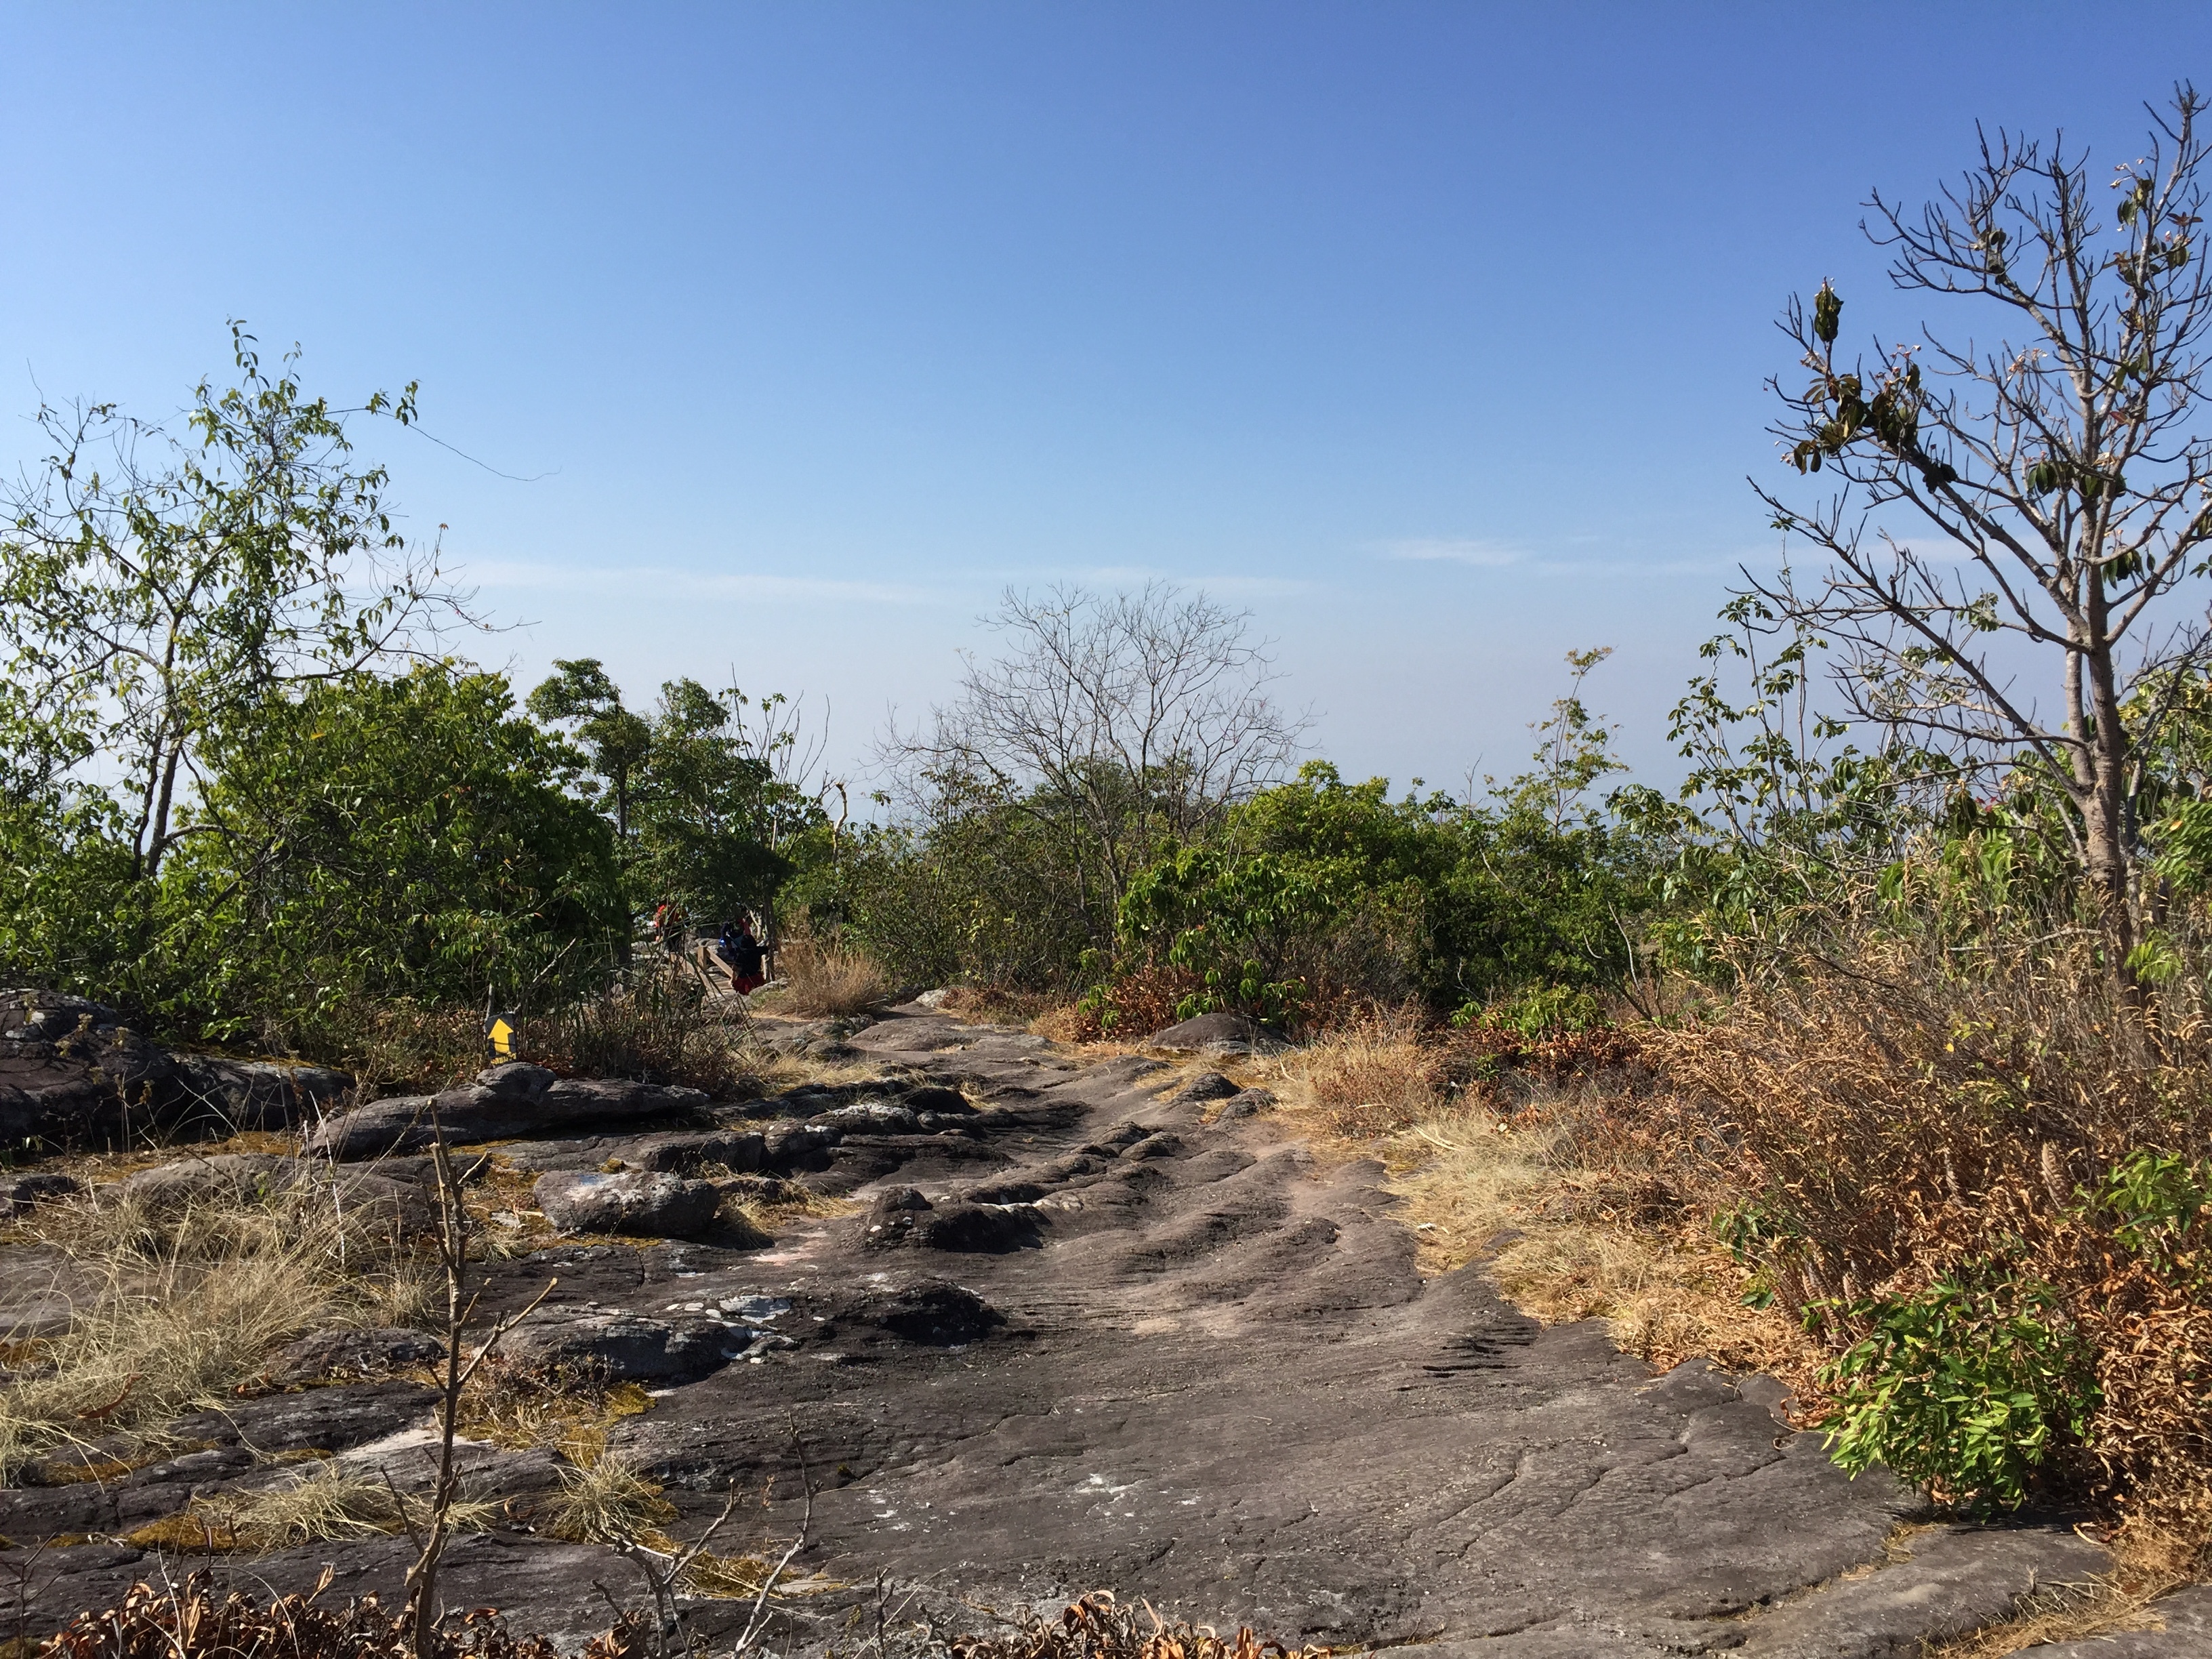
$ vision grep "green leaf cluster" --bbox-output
[1820,1264,2097,1512]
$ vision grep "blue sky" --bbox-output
[5,3,2209,795]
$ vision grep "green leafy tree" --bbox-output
[630,678,828,927]
[0,325,467,885]
[526,659,653,843]
[161,665,623,1044]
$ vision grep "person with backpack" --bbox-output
[718,918,767,995]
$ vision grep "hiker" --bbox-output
[652,901,686,956]
[718,918,768,995]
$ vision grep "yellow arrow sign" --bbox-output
[487,1017,517,1061]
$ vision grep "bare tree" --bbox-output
[1756,87,2212,960]
[882,582,1305,936]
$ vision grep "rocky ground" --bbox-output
[0,1000,2196,1656]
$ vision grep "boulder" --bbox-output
[0,991,178,1142]
[817,1100,920,1134]
[761,1122,841,1172]
[862,1187,1044,1253]
[813,1276,1004,1348]
[1145,1010,1290,1057]
[264,1327,446,1387]
[502,1311,735,1383]
[903,1085,975,1115]
[167,1054,353,1130]
[0,990,350,1145]
[1,1172,83,1216]
[628,1129,765,1175]
[1218,1087,1277,1119]
[306,1064,708,1160]
[533,1170,721,1238]
[1166,1070,1241,1105]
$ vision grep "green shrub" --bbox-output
[1454,983,1606,1038]
[1820,1263,2098,1511]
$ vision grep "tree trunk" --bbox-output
[2082,579,2138,964]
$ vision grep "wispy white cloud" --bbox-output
[1374,537,1526,567]
[464,559,932,606]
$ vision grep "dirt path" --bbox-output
[0,1009,2122,1655]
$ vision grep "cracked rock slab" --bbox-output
[2024,1582,2212,1655]
[1736,1522,2110,1657]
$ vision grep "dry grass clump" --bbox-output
[1385,1090,1826,1389]
[530,975,751,1094]
[769,928,892,1018]
[1650,928,2212,1532]
[1273,1008,1448,1136]
[541,1443,813,1601]
[128,1458,504,1552]
[1263,1006,1821,1385]
[543,1445,675,1543]
[41,1570,640,1659]
[449,1354,655,1452]
[0,1181,432,1481]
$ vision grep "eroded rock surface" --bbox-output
[0,988,350,1143]
[0,1006,2150,1656]
[533,1169,721,1237]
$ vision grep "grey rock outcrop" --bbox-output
[0,1172,83,1216]
[0,989,348,1145]
[306,1062,708,1160]
[264,1327,447,1387]
[533,1170,721,1238]
[1145,1009,1291,1057]
[1166,1070,1242,1104]
[503,1311,737,1383]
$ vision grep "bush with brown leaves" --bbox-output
[1651,928,2212,1531]
[38,1572,641,1659]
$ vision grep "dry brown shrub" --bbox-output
[529,977,749,1094]
[1029,1000,1103,1044]
[327,1000,487,1095]
[40,1570,640,1659]
[1090,962,1204,1040]
[771,928,892,1017]
[1381,1077,1827,1390]
[1648,928,2212,1532]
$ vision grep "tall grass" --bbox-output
[1273,1008,1447,1136]
[3,1180,432,1479]
[530,970,751,1092]
[771,926,891,1017]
